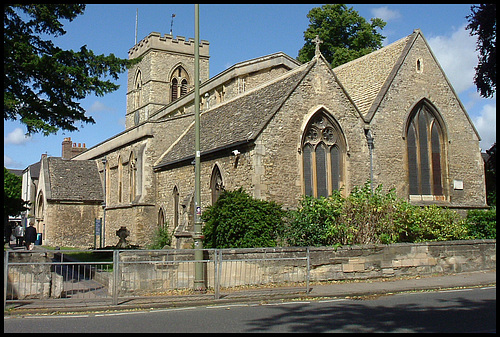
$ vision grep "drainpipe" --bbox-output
[365,129,374,193]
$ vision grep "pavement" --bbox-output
[4,242,496,316]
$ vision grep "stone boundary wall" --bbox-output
[307,239,496,281]
[113,240,495,295]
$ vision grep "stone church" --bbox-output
[28,29,487,248]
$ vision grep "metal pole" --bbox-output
[102,157,107,248]
[4,251,9,310]
[193,3,205,291]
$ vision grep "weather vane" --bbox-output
[170,13,176,35]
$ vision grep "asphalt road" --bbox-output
[4,287,495,333]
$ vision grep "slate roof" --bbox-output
[333,32,413,120]
[154,61,314,169]
[153,30,426,170]
[46,157,103,202]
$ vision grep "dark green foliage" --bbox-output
[4,167,29,217]
[466,4,496,98]
[148,223,173,249]
[4,4,139,135]
[201,188,285,248]
[297,4,386,67]
[465,207,496,239]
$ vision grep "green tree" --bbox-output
[466,4,496,98]
[4,4,138,135]
[297,4,386,67]
[4,167,28,217]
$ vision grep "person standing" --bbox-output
[24,222,37,251]
[14,223,25,247]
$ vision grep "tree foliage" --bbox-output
[466,4,496,98]
[4,4,138,135]
[297,4,386,67]
[4,167,28,217]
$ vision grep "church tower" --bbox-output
[125,32,210,128]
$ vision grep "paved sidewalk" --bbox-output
[4,270,495,316]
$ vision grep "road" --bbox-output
[4,287,495,333]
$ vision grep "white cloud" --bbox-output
[4,127,32,145]
[371,6,401,22]
[472,103,496,151]
[88,100,115,113]
[3,154,23,169]
[427,25,478,94]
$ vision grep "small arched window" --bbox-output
[302,111,345,197]
[406,102,445,198]
[210,165,224,204]
[181,79,188,96]
[158,207,166,228]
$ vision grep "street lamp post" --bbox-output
[193,3,205,291]
[101,157,107,248]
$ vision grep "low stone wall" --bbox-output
[308,239,496,281]
[105,240,495,295]
[6,252,63,300]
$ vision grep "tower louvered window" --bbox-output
[302,111,345,197]
[407,102,444,198]
[171,78,178,101]
[170,66,190,103]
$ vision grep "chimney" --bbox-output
[62,137,72,159]
[62,137,88,159]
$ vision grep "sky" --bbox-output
[4,4,496,170]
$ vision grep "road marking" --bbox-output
[317,299,347,303]
[262,301,310,306]
[437,288,473,293]
[95,311,146,317]
[206,304,250,309]
[480,286,496,290]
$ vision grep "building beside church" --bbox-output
[25,29,487,248]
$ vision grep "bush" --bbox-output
[466,207,496,239]
[202,188,285,248]
[148,223,173,249]
[284,181,472,247]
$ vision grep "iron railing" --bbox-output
[4,247,310,309]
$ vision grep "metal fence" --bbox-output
[4,247,310,309]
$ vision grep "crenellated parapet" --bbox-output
[128,32,210,59]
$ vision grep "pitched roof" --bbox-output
[154,61,314,169]
[46,157,103,202]
[333,32,414,120]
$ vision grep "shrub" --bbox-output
[466,207,496,239]
[148,223,173,249]
[284,181,472,247]
[201,188,285,248]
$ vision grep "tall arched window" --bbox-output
[118,156,123,203]
[406,102,445,198]
[173,186,179,229]
[134,70,142,109]
[210,165,224,204]
[129,152,136,203]
[302,111,345,197]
